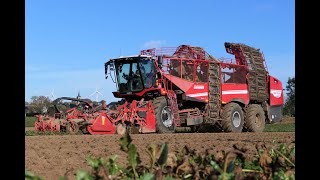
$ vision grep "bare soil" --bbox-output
[25,132,295,180]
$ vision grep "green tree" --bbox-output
[283,77,295,116]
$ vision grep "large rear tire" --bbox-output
[221,103,244,132]
[244,104,265,132]
[152,96,175,133]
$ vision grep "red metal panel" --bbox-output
[185,83,249,104]
[269,76,284,106]
[87,113,116,134]
[221,83,249,105]
[163,74,195,92]
[185,83,208,102]
[141,101,156,133]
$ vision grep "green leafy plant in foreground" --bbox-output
[25,170,44,180]
[26,133,295,180]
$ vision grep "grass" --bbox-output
[264,123,295,132]
[25,116,37,127]
[25,131,79,136]
[25,131,56,136]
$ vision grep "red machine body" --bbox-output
[34,97,156,135]
[269,76,284,106]
[35,42,284,135]
[103,42,284,133]
[87,100,156,134]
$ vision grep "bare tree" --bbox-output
[29,96,52,114]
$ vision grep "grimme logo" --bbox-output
[271,90,282,98]
[194,85,204,89]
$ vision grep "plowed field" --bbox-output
[25,131,295,179]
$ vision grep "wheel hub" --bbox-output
[161,106,173,127]
[255,114,262,127]
[232,111,241,128]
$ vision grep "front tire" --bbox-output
[152,96,175,133]
[221,103,244,132]
[244,104,266,132]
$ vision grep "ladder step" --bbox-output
[208,63,220,119]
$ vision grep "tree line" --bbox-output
[25,77,295,117]
[283,77,295,116]
[25,96,106,116]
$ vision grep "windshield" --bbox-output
[116,61,143,93]
[115,58,156,94]
[138,59,156,88]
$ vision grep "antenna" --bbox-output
[89,87,104,102]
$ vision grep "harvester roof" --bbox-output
[110,54,152,61]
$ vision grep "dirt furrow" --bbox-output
[25,132,295,180]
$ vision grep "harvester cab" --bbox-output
[105,55,160,100]
[104,54,177,134]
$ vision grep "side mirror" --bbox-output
[105,62,109,79]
